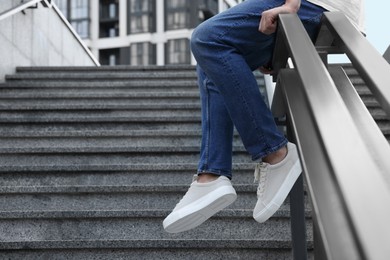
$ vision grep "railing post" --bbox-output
[273,22,308,259]
[313,221,327,260]
[274,76,308,260]
[286,114,308,260]
[273,14,390,259]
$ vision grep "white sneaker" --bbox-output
[163,175,237,233]
[253,142,302,223]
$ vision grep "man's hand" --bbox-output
[259,7,280,35]
[258,1,301,35]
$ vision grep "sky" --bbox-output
[328,1,389,63]
[365,0,390,55]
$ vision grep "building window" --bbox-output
[130,42,156,65]
[56,0,68,18]
[165,0,190,30]
[198,0,218,21]
[99,0,119,38]
[166,39,190,64]
[127,0,155,34]
[99,48,120,66]
[57,0,90,39]
[165,0,218,30]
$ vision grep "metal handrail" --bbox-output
[0,0,99,66]
[319,12,390,119]
[51,3,100,65]
[271,13,390,260]
[0,0,51,21]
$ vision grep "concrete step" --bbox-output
[0,77,263,91]
[353,83,372,92]
[360,96,381,106]
[0,143,246,153]
[0,121,202,132]
[13,65,263,78]
[0,184,311,214]
[376,121,390,134]
[0,240,306,260]
[0,129,205,137]
[0,135,245,153]
[0,89,199,101]
[0,152,254,172]
[0,210,312,242]
[0,111,201,123]
[366,107,389,119]
[0,101,201,110]
[0,184,258,211]
[5,71,199,81]
[0,79,200,90]
[15,65,197,73]
[0,131,242,149]
[0,89,200,98]
[0,163,255,186]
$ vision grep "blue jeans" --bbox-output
[191,0,326,179]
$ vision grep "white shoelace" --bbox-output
[254,162,268,197]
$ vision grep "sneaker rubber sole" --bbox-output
[163,185,237,233]
[253,159,302,223]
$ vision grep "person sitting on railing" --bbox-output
[163,0,364,233]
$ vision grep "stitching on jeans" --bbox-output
[215,13,251,42]
[218,14,268,154]
[204,77,210,167]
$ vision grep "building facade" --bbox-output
[56,0,242,66]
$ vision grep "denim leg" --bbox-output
[192,0,325,176]
[197,66,234,179]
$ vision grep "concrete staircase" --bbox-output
[0,65,311,259]
[340,64,390,141]
[2,63,388,259]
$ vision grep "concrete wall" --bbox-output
[0,1,99,82]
